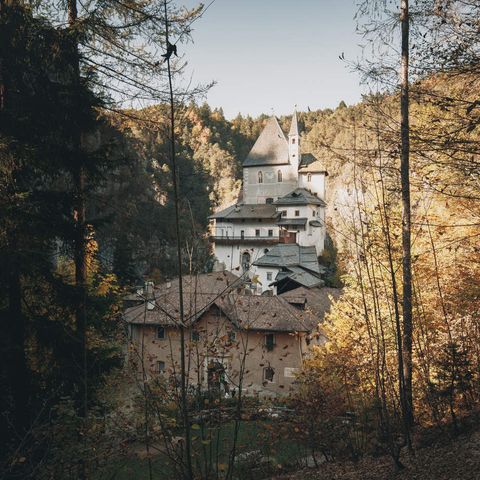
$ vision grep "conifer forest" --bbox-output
[1,1,480,479]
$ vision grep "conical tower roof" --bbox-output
[288,109,299,136]
[243,116,289,167]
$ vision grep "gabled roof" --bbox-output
[298,154,327,174]
[274,267,324,289]
[124,272,319,332]
[280,286,343,321]
[243,116,289,167]
[123,271,244,326]
[209,203,279,220]
[253,244,322,274]
[216,294,319,332]
[288,110,299,137]
[274,188,326,207]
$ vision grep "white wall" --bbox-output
[213,220,279,239]
[288,134,300,172]
[214,242,275,276]
[298,172,326,200]
[254,265,280,294]
[277,204,326,254]
[243,165,297,204]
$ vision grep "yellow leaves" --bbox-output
[96,273,118,297]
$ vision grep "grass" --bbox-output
[95,419,308,479]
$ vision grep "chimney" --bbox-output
[145,281,155,310]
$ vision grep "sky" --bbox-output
[179,0,367,119]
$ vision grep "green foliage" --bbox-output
[0,4,124,475]
[319,233,343,288]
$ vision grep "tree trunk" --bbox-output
[67,0,88,430]
[400,0,414,427]
[163,1,193,477]
[7,243,30,433]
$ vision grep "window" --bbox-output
[264,366,275,382]
[191,330,200,342]
[307,173,312,182]
[312,210,316,217]
[292,138,296,145]
[240,230,245,239]
[266,272,273,281]
[277,170,282,182]
[266,197,274,204]
[258,171,263,183]
[268,229,273,237]
[264,248,269,254]
[295,210,300,217]
[157,326,165,340]
[255,229,260,237]
[281,210,287,217]
[157,361,165,373]
[265,333,275,351]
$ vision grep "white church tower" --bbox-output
[288,109,300,172]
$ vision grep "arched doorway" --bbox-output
[241,251,251,272]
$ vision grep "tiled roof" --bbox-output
[274,188,326,206]
[124,271,244,326]
[124,272,319,332]
[209,203,279,220]
[243,116,290,167]
[253,244,321,274]
[298,154,327,174]
[275,267,324,288]
[216,294,319,332]
[280,286,342,322]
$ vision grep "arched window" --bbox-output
[292,138,296,145]
[277,170,282,182]
[258,171,263,184]
[307,173,312,182]
[241,251,251,272]
[266,197,274,204]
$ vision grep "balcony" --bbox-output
[209,235,279,245]
[279,230,297,244]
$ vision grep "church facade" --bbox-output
[209,111,328,294]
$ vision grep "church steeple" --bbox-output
[289,109,299,137]
[288,109,300,173]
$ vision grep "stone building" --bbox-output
[125,272,339,397]
[209,111,328,294]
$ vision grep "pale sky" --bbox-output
[180,0,366,118]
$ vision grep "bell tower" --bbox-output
[288,109,300,175]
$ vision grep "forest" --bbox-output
[1,0,480,479]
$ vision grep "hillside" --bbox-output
[281,423,480,480]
